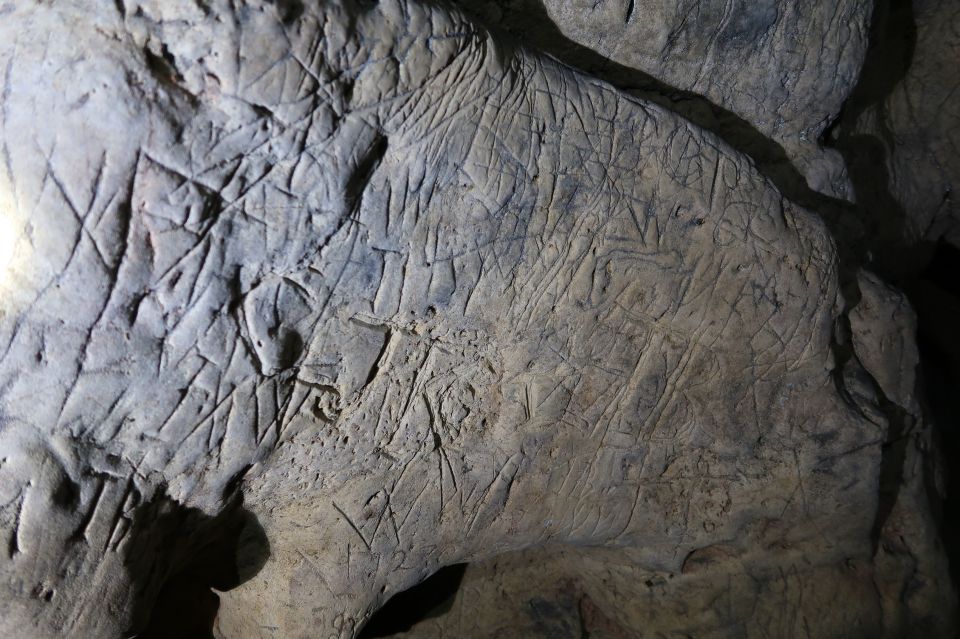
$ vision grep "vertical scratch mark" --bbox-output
[8,486,26,559]
[104,479,132,553]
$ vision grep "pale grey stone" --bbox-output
[0,1,953,638]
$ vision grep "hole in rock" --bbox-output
[274,0,305,24]
[276,328,305,370]
[358,563,468,638]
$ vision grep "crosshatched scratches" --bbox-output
[0,0,953,638]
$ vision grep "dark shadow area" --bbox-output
[827,0,920,278]
[913,240,960,593]
[822,0,920,559]
[358,563,468,638]
[122,487,270,639]
[830,0,958,593]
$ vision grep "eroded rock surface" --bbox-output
[455,0,873,200]
[0,1,954,638]
[395,274,956,639]
[389,545,888,638]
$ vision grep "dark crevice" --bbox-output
[829,0,958,591]
[275,327,305,371]
[826,0,917,147]
[913,241,960,593]
[869,381,914,550]
[141,41,201,107]
[273,0,305,24]
[357,563,468,638]
[357,323,392,390]
[829,303,914,555]
[827,0,920,280]
[143,45,187,90]
[143,47,178,82]
[577,597,591,639]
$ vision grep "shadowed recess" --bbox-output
[358,563,468,638]
[914,240,960,592]
[122,491,270,639]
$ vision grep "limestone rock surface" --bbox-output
[455,0,874,200]
[382,275,958,639]
[0,1,954,638]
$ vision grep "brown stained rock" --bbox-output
[0,1,953,638]
[388,546,887,638]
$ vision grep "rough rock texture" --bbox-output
[841,0,959,254]
[849,271,957,638]
[0,1,955,638]
[388,272,958,639]
[391,546,888,638]
[454,0,873,201]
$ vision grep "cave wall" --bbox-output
[0,0,956,637]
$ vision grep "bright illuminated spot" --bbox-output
[0,210,15,281]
